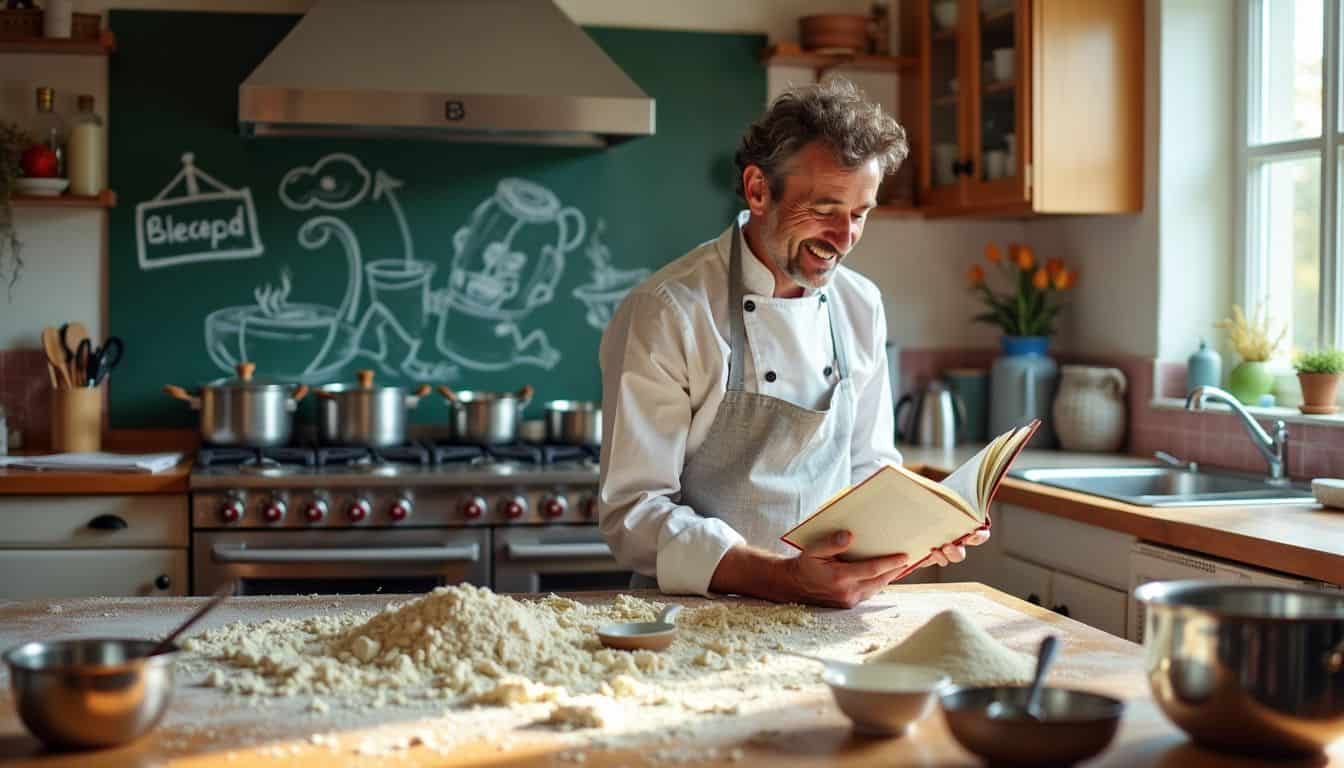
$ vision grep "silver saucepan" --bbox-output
[164,362,308,447]
[317,369,432,448]
[543,400,601,446]
[438,385,534,445]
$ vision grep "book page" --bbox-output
[975,421,1040,508]
[941,442,995,523]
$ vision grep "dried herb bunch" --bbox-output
[0,121,34,301]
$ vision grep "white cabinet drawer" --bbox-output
[1001,505,1134,590]
[0,549,187,599]
[0,496,187,548]
[988,555,1053,608]
[1050,571,1128,638]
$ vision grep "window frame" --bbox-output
[1237,0,1342,353]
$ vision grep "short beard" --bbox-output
[764,209,837,292]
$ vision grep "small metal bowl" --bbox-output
[941,685,1124,766]
[4,638,179,750]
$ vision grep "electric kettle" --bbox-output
[894,380,966,447]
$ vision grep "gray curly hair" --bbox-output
[734,78,908,200]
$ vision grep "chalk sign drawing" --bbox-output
[572,219,650,330]
[136,152,263,270]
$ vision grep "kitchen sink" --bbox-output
[1007,467,1316,507]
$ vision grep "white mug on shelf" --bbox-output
[43,0,73,38]
[985,150,1008,180]
[993,48,1015,82]
[934,143,958,186]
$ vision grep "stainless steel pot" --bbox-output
[1135,580,1344,756]
[317,370,431,447]
[543,400,601,446]
[164,362,308,447]
[438,385,533,445]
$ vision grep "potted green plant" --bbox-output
[0,120,34,301]
[1214,304,1285,405]
[1293,348,1344,414]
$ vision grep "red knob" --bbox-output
[583,496,599,520]
[220,500,244,523]
[305,500,328,523]
[348,499,371,522]
[542,496,567,519]
[462,497,485,519]
[389,499,412,521]
[504,498,525,519]
[263,500,286,523]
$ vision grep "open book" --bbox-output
[781,419,1040,579]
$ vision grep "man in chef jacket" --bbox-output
[597,79,988,608]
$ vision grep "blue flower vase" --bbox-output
[989,335,1059,448]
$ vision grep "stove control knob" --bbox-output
[304,499,329,523]
[220,499,245,523]
[462,496,486,520]
[503,496,527,519]
[347,498,371,522]
[262,499,287,524]
[582,495,599,520]
[542,495,568,519]
[389,498,413,521]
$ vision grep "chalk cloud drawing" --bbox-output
[572,218,650,330]
[136,152,263,270]
[278,153,372,211]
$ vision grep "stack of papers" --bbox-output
[0,452,183,474]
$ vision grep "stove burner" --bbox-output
[197,445,316,468]
[315,443,432,467]
[432,444,488,465]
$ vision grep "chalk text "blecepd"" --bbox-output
[144,206,247,249]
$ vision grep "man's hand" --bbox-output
[780,531,910,608]
[917,528,992,568]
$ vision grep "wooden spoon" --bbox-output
[41,327,71,389]
[61,322,89,383]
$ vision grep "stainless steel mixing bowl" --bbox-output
[1134,579,1344,757]
[3,638,179,750]
[941,685,1125,765]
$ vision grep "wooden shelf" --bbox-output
[934,94,960,106]
[0,30,115,55]
[932,28,958,43]
[760,46,916,74]
[982,7,1016,25]
[984,80,1016,95]
[12,190,117,208]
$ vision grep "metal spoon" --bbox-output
[989,634,1059,721]
[150,581,234,656]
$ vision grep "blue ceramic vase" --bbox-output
[989,335,1058,448]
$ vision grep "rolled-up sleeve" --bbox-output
[597,290,744,597]
[849,297,903,484]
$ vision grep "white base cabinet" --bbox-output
[0,549,187,599]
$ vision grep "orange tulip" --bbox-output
[985,243,1003,264]
[1046,258,1065,277]
[967,264,986,286]
[1014,244,1036,271]
[1053,268,1076,290]
[1032,267,1049,291]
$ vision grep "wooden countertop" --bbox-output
[0,460,191,495]
[901,446,1344,586]
[3,584,1336,767]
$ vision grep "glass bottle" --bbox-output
[33,87,67,178]
[68,94,104,196]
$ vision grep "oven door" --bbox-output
[492,526,631,594]
[194,528,490,596]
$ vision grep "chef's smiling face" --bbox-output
[743,139,882,297]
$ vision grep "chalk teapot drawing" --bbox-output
[436,179,586,371]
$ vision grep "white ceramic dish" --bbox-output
[1312,478,1344,510]
[15,177,69,197]
[819,660,949,737]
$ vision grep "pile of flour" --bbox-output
[867,608,1034,685]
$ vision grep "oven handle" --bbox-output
[210,544,481,564]
[505,542,612,560]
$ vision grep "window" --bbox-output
[1240,0,1338,354]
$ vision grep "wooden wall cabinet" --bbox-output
[901,0,1143,217]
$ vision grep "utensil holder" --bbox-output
[51,386,102,452]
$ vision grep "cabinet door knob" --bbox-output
[88,514,128,531]
[154,574,171,590]
[1053,604,1071,618]
[1027,593,1041,605]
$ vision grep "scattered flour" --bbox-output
[868,609,1033,685]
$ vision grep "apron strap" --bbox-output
[824,289,850,380]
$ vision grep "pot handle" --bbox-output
[406,384,432,408]
[291,384,310,403]
[438,385,460,406]
[356,369,375,390]
[236,362,256,382]
[1328,639,1344,675]
[516,384,535,407]
[162,385,201,411]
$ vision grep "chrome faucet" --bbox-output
[1184,385,1288,483]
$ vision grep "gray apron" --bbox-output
[632,221,857,590]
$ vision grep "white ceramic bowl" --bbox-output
[15,177,69,197]
[821,661,949,737]
[933,1,958,30]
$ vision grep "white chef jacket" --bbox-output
[597,211,902,596]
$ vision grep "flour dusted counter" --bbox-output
[2,584,1335,767]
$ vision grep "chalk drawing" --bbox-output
[136,152,263,270]
[278,153,371,211]
[572,218,650,330]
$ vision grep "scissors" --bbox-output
[75,336,124,387]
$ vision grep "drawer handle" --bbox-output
[211,544,480,564]
[505,543,613,561]
[155,574,171,590]
[1027,593,1041,606]
[88,514,128,531]
[1053,604,1071,618]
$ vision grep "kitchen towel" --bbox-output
[0,452,183,473]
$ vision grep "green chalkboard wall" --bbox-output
[107,10,764,428]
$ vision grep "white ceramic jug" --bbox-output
[1052,365,1127,452]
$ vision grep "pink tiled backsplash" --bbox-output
[0,348,55,449]
[899,347,1344,479]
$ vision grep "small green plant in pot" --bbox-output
[1293,348,1344,414]
[1215,304,1285,405]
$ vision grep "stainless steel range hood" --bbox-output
[239,0,655,147]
